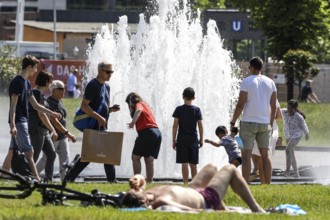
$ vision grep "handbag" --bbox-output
[73,84,106,132]
[11,139,33,177]
[73,108,97,132]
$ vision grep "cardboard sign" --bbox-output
[81,129,123,165]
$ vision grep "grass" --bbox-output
[0,182,329,219]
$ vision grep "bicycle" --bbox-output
[0,154,126,207]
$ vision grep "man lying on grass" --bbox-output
[122,164,266,213]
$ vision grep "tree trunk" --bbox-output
[287,77,294,101]
[298,80,302,101]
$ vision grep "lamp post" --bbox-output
[53,0,57,60]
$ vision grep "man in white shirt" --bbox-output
[67,68,79,98]
[230,57,277,184]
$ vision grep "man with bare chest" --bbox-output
[122,164,265,213]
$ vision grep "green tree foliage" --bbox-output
[282,49,319,101]
[192,0,226,11]
[0,45,21,93]
[230,0,330,62]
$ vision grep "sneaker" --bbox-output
[293,173,299,178]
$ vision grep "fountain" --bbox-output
[84,0,241,178]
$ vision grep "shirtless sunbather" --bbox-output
[122,164,266,213]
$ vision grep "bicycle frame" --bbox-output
[0,168,125,207]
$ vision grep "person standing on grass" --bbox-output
[281,99,309,177]
[172,87,203,184]
[205,126,242,168]
[1,55,60,181]
[67,68,79,98]
[230,57,277,184]
[126,92,162,183]
[65,61,120,183]
[301,79,320,103]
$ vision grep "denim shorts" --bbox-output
[9,122,33,152]
[240,121,271,150]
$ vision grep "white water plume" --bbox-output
[84,0,241,178]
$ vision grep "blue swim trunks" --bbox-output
[196,187,221,210]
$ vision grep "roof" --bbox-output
[11,20,138,34]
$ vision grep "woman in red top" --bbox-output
[126,92,162,183]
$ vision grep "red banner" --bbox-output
[29,59,86,88]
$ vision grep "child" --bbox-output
[172,87,203,184]
[281,99,309,177]
[126,92,162,183]
[205,126,242,167]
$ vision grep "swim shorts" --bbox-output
[196,187,221,210]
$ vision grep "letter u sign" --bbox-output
[232,21,242,31]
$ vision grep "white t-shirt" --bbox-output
[240,74,277,124]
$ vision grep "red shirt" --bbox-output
[135,101,158,132]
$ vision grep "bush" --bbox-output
[0,45,22,94]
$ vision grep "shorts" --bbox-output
[176,136,199,164]
[231,157,242,165]
[196,187,221,210]
[240,121,271,150]
[252,129,279,156]
[9,122,33,152]
[133,128,162,159]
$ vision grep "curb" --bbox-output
[275,146,330,152]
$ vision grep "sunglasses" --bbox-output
[101,69,113,75]
[56,88,65,90]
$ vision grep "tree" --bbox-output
[282,50,319,101]
[0,45,22,94]
[229,0,330,61]
[192,0,226,11]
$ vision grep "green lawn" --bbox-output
[0,182,329,219]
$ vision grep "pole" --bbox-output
[15,0,25,57]
[53,0,57,60]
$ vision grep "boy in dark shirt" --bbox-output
[172,87,203,184]
[2,55,60,181]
